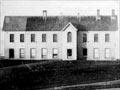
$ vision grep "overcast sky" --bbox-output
[0,0,119,28]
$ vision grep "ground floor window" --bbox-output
[94,48,99,58]
[30,48,36,58]
[83,48,87,57]
[41,48,47,59]
[53,48,58,58]
[20,48,25,58]
[9,49,14,58]
[67,49,72,59]
[105,48,110,58]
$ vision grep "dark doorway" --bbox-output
[9,49,14,58]
[67,49,72,58]
[83,48,87,56]
[82,48,87,60]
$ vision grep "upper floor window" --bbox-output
[105,34,110,42]
[42,34,46,42]
[10,34,14,42]
[20,34,24,42]
[53,34,57,42]
[31,34,35,42]
[83,33,87,43]
[94,34,98,42]
[67,32,72,42]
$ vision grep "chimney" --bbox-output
[43,10,47,21]
[59,12,64,21]
[96,9,101,20]
[77,13,81,22]
[111,9,116,20]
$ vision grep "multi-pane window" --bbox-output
[83,48,87,56]
[67,49,72,58]
[10,34,14,42]
[53,34,57,42]
[94,48,99,58]
[20,34,24,42]
[41,48,47,58]
[53,48,58,58]
[105,34,110,42]
[94,34,98,42]
[105,48,110,58]
[20,48,25,58]
[31,34,35,42]
[83,33,87,42]
[42,34,46,42]
[30,48,36,58]
[67,32,72,42]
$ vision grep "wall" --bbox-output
[3,24,77,60]
[4,31,63,60]
[62,23,77,60]
[77,31,117,60]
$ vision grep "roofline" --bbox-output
[62,22,78,31]
[4,15,118,17]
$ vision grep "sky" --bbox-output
[0,0,119,28]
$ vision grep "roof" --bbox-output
[3,15,118,31]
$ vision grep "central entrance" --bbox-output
[67,49,72,59]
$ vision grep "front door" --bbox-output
[67,49,72,59]
[9,49,14,58]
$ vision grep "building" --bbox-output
[1,10,119,60]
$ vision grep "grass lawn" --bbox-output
[0,60,120,90]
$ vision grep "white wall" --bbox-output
[62,23,77,60]
[4,31,62,60]
[77,31,118,60]
[3,24,77,60]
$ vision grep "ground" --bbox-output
[0,60,120,90]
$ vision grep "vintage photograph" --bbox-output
[0,0,120,90]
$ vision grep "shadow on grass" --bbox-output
[0,60,120,90]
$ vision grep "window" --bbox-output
[94,34,98,42]
[41,48,47,58]
[105,48,110,58]
[31,34,35,42]
[10,34,14,42]
[67,32,72,42]
[83,48,87,56]
[105,34,109,42]
[42,34,46,42]
[83,33,87,42]
[20,34,24,42]
[30,48,36,58]
[94,48,99,58]
[53,48,58,58]
[67,49,72,58]
[53,34,57,42]
[20,48,25,58]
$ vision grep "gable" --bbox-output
[62,22,77,32]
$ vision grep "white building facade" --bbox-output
[3,22,77,60]
[1,10,120,60]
